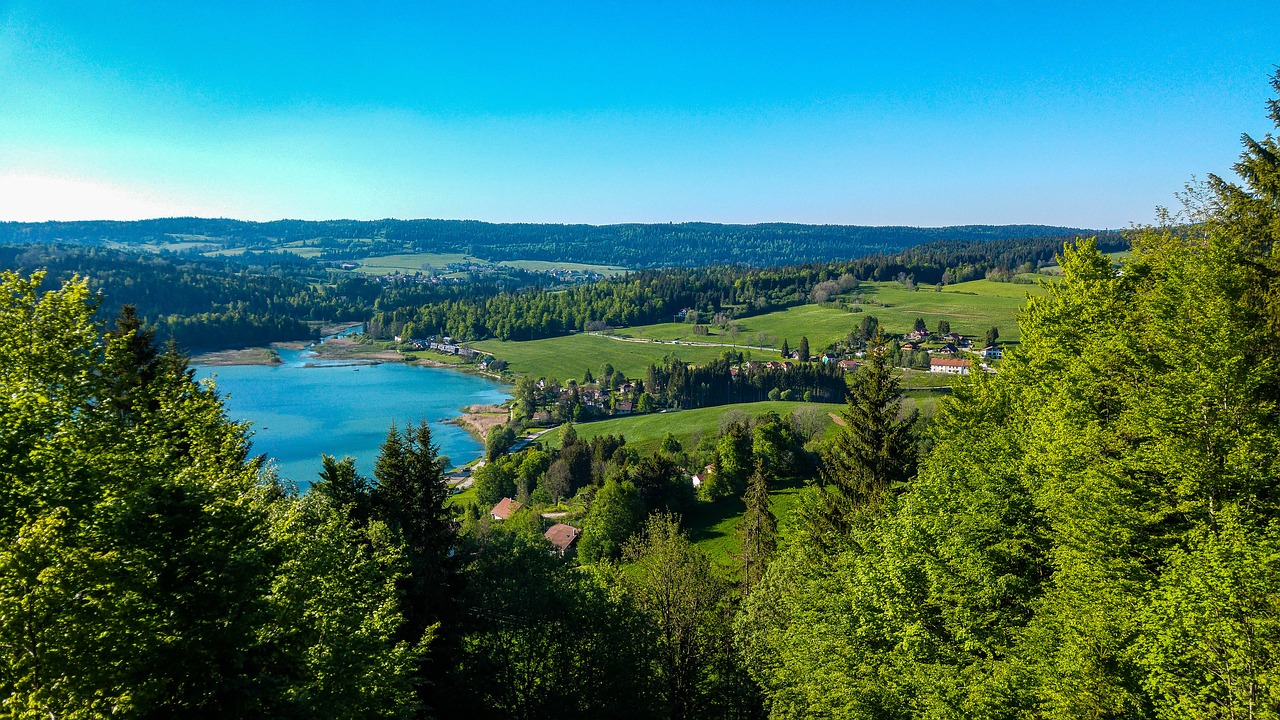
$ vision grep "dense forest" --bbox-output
[0,245,551,350]
[0,218,1093,268]
[2,67,1277,720]
[0,227,1118,350]
[367,230,1124,342]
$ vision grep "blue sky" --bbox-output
[0,1,1275,226]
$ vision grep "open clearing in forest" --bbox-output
[471,333,726,381]
[538,400,845,456]
[611,279,1045,351]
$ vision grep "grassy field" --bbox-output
[497,259,630,276]
[687,477,809,571]
[847,279,1043,341]
[537,400,844,455]
[351,252,480,274]
[471,334,727,381]
[609,279,1044,350]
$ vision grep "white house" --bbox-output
[930,357,971,375]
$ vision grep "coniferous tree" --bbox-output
[798,336,810,363]
[985,326,1000,347]
[815,339,918,534]
[314,454,371,525]
[780,338,790,358]
[371,421,459,708]
[737,461,777,595]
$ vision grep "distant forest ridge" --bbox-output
[0,218,1101,267]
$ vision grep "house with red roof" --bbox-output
[490,497,522,521]
[544,523,581,557]
[929,357,971,376]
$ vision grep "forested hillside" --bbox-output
[739,78,1280,716]
[0,218,1093,267]
[2,65,1276,720]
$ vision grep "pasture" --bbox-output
[470,333,727,381]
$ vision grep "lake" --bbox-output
[195,345,510,487]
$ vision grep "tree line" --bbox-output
[0,217,1093,268]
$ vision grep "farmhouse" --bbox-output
[930,357,971,375]
[544,523,581,556]
[979,345,1004,359]
[490,497,522,521]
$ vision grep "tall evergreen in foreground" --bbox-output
[737,462,778,595]
[813,337,918,535]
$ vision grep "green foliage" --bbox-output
[624,514,760,719]
[579,478,645,564]
[370,420,457,667]
[473,455,518,508]
[485,423,517,461]
[737,463,778,595]
[0,272,417,716]
[815,342,918,531]
[451,533,661,718]
[739,71,1280,717]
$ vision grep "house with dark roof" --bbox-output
[544,523,581,556]
[490,497,522,521]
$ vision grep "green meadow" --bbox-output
[537,400,844,456]
[610,279,1045,350]
[471,333,727,381]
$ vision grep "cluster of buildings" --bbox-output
[394,335,483,359]
[490,497,581,556]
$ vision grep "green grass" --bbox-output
[609,280,1044,351]
[471,334,727,381]
[687,478,808,571]
[846,279,1044,341]
[538,400,844,456]
[351,252,481,274]
[497,259,630,276]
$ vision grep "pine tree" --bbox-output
[985,326,1000,347]
[737,461,777,595]
[798,336,810,363]
[815,340,918,533]
[781,339,790,358]
[314,454,370,524]
[371,420,458,706]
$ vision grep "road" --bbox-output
[586,332,779,353]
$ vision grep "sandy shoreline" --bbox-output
[191,347,282,366]
[450,404,510,440]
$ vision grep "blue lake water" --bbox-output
[195,345,510,487]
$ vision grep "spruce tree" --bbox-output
[737,461,777,595]
[816,339,918,534]
[798,336,810,363]
[781,338,790,358]
[371,421,459,707]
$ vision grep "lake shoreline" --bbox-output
[191,346,283,366]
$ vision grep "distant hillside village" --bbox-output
[397,317,1003,434]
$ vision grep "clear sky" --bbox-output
[0,1,1275,226]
